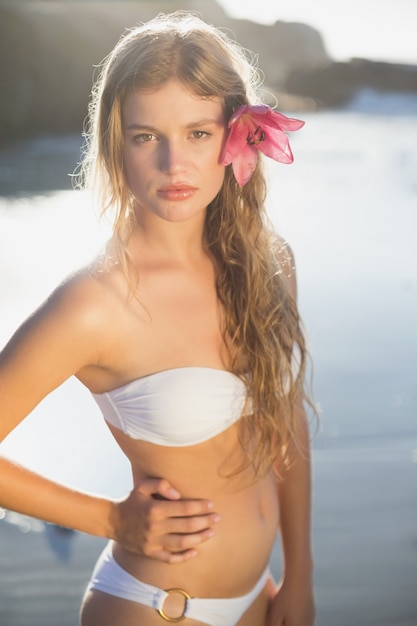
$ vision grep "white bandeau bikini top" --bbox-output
[92,367,247,447]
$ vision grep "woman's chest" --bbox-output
[117,272,227,374]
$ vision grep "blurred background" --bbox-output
[0,1,416,625]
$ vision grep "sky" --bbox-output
[217,0,417,65]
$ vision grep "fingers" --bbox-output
[136,478,216,522]
[137,477,181,500]
[151,496,215,519]
[149,547,199,564]
[145,526,217,563]
[114,479,220,563]
[142,501,220,559]
[164,511,220,535]
[164,526,216,550]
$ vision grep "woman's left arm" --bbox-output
[267,402,315,626]
[267,240,315,625]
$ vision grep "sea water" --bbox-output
[1,91,416,625]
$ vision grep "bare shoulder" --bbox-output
[10,265,111,354]
[0,257,126,401]
[274,235,298,300]
[40,260,119,329]
[0,258,129,437]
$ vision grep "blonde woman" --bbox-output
[0,11,315,626]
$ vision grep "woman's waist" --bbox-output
[114,474,279,597]
[130,460,279,522]
[114,419,258,487]
[113,533,276,598]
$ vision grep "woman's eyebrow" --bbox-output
[184,117,224,129]
[124,118,223,131]
[123,122,158,131]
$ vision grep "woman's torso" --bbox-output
[77,251,280,597]
[109,421,279,597]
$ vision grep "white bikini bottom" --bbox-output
[86,542,270,625]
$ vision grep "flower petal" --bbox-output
[228,104,249,126]
[231,144,258,186]
[258,108,305,133]
[258,129,294,163]
[221,121,250,164]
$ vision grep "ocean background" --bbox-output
[0,90,416,625]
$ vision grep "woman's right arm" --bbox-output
[0,274,115,534]
[0,273,218,562]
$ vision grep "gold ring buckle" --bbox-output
[157,588,191,622]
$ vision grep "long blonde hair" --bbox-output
[79,11,314,475]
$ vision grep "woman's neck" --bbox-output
[130,209,209,267]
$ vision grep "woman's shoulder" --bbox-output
[0,256,127,401]
[272,235,297,300]
[274,236,295,271]
[41,253,127,331]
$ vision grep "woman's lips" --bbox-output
[157,184,197,201]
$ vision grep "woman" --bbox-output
[0,11,315,626]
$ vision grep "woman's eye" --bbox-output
[191,130,210,140]
[134,133,157,143]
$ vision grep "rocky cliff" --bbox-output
[1,0,416,144]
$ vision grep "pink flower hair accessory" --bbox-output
[221,104,305,186]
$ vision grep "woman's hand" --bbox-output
[111,477,220,563]
[266,574,315,626]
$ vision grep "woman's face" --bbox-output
[122,80,227,225]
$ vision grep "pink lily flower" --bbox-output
[221,104,305,186]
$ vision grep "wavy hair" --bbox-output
[79,11,314,475]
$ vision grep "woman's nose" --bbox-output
[159,138,188,173]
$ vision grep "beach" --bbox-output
[1,95,416,625]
